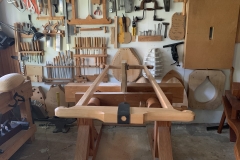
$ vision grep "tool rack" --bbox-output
[73,37,108,83]
[14,23,44,64]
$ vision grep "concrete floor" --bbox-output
[9,122,235,160]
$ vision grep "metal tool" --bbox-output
[58,0,63,14]
[134,0,163,11]
[163,0,170,12]
[38,0,43,13]
[163,42,184,67]
[153,10,164,21]
[52,0,58,13]
[109,0,116,13]
[132,16,136,36]
[26,0,35,13]
[94,6,102,15]
[162,22,169,38]
[43,0,48,14]
[135,10,145,22]
[124,0,132,13]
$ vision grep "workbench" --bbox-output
[0,80,36,160]
[56,63,195,160]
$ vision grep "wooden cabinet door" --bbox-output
[184,0,239,69]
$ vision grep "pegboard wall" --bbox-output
[1,0,239,123]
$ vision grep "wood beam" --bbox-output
[55,106,195,124]
[76,65,110,106]
[74,125,90,160]
[144,66,173,109]
[75,92,172,107]
[157,126,173,160]
[121,61,127,92]
[65,83,184,103]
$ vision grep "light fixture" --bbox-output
[0,21,44,42]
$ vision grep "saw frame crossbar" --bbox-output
[55,62,195,160]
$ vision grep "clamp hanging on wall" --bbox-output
[163,42,184,67]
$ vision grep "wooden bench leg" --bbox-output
[157,126,173,160]
[74,125,90,160]
[218,111,226,134]
[151,121,172,160]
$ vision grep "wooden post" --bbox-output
[74,125,90,160]
[121,60,127,92]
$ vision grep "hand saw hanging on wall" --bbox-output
[22,0,40,14]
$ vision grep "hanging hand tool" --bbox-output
[82,58,86,79]
[124,0,133,13]
[94,6,102,15]
[163,0,170,12]
[163,41,184,67]
[109,0,116,13]
[132,16,136,36]
[52,0,58,13]
[153,10,164,21]
[36,40,40,63]
[59,0,63,14]
[134,0,163,11]
[43,0,48,14]
[38,0,43,13]
[162,22,169,38]
[135,10,145,22]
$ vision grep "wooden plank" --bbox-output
[121,61,127,92]
[114,16,118,48]
[111,27,115,44]
[55,106,195,123]
[76,65,110,106]
[74,125,90,160]
[75,92,172,107]
[144,66,173,109]
[188,70,225,109]
[157,126,173,160]
[92,125,103,160]
[0,125,36,160]
[26,65,43,76]
[184,0,238,69]
[217,111,226,134]
[65,83,184,103]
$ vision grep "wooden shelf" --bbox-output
[138,35,162,42]
[44,32,65,37]
[73,47,107,49]
[20,51,43,54]
[37,16,65,20]
[44,65,101,68]
[45,78,74,80]
[74,54,107,58]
